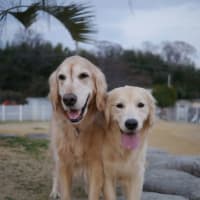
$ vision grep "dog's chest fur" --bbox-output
[103,139,147,178]
[56,119,103,168]
[58,129,88,165]
[105,150,136,176]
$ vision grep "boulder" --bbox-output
[147,150,200,177]
[142,192,188,200]
[144,168,200,200]
[116,148,200,200]
[118,192,188,200]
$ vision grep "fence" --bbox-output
[158,107,200,123]
[1,102,200,123]
[0,103,52,121]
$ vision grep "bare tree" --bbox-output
[142,41,158,54]
[161,41,196,66]
[95,40,123,59]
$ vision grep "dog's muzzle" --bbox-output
[62,93,77,107]
[64,94,90,123]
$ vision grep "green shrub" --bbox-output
[153,85,177,108]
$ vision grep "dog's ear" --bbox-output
[104,94,111,126]
[48,70,59,111]
[145,91,156,128]
[93,67,107,111]
[104,93,111,127]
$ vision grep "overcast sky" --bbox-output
[1,0,200,67]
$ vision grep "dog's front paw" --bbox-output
[49,192,61,200]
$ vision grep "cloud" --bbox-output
[107,2,200,67]
[90,1,200,58]
[1,0,200,66]
[30,12,75,48]
[119,3,200,48]
[1,14,24,42]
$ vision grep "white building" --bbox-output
[176,100,200,123]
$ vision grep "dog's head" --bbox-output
[105,86,155,149]
[49,56,107,124]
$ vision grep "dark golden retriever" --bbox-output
[49,56,107,200]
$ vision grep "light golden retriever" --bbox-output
[103,86,155,200]
[48,56,107,200]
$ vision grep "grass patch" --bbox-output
[0,136,49,156]
[5,197,15,200]
[0,137,51,200]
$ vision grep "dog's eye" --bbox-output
[116,103,124,109]
[138,102,145,108]
[58,74,66,80]
[79,73,89,79]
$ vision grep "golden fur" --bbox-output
[49,56,107,200]
[103,86,155,200]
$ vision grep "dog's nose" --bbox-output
[63,93,77,107]
[125,119,138,130]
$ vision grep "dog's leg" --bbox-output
[50,161,60,200]
[87,161,103,200]
[59,163,72,200]
[50,148,61,200]
[124,170,144,200]
[103,176,116,200]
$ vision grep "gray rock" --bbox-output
[27,133,49,139]
[114,148,200,200]
[144,169,200,200]
[142,192,188,200]
[118,192,188,200]
[0,133,18,138]
[147,147,168,155]
[147,153,200,177]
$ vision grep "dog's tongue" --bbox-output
[67,110,81,120]
[121,133,140,150]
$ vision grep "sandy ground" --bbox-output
[0,120,200,155]
[150,120,200,155]
[0,121,49,136]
